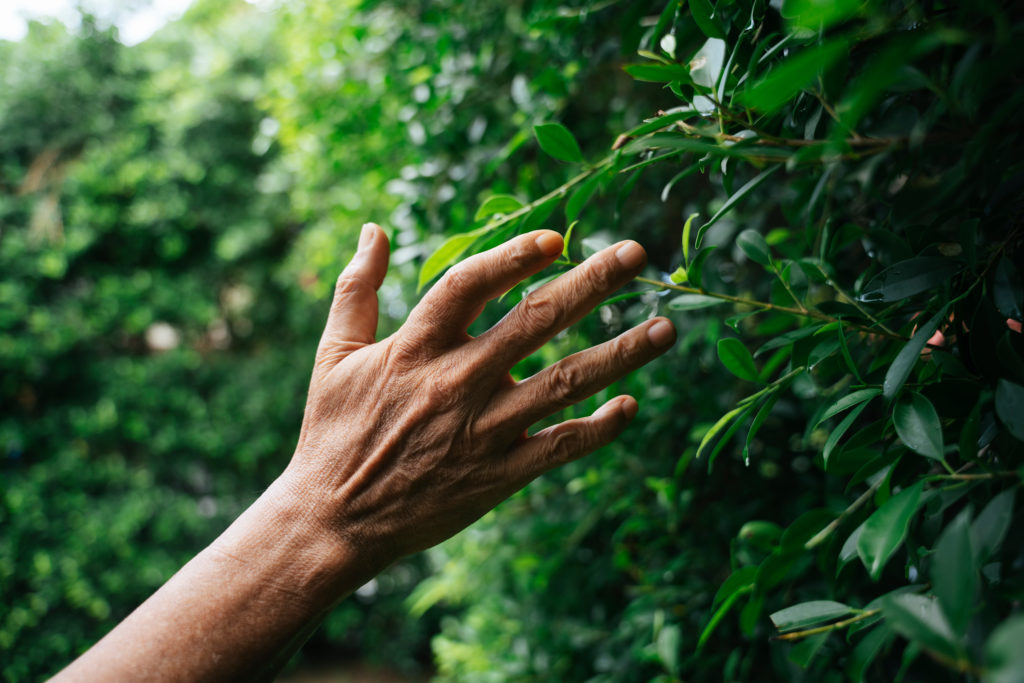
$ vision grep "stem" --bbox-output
[774,609,880,642]
[804,476,886,550]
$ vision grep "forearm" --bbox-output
[53,476,378,682]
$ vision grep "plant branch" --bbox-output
[773,609,880,642]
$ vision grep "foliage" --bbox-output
[2,0,1023,681]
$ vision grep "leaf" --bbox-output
[823,403,872,468]
[880,593,962,664]
[857,481,925,580]
[838,521,864,573]
[688,0,726,39]
[858,257,961,303]
[696,165,781,246]
[847,625,894,683]
[931,508,975,637]
[740,40,849,114]
[883,305,949,400]
[770,600,856,632]
[656,624,682,676]
[737,229,772,266]
[667,294,725,311]
[533,122,583,163]
[689,38,726,90]
[624,62,693,83]
[686,246,717,288]
[744,392,779,465]
[718,338,759,382]
[696,405,746,458]
[669,266,688,284]
[781,0,862,31]
[623,132,792,161]
[521,196,560,232]
[565,173,601,222]
[985,615,1024,683]
[562,220,576,260]
[754,324,825,356]
[994,256,1023,320]
[474,194,523,220]
[682,212,698,264]
[970,488,1015,564]
[418,226,491,292]
[817,389,881,427]
[892,392,945,461]
[712,566,758,608]
[995,379,1024,441]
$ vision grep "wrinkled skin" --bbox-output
[284,223,676,563]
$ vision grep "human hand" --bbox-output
[282,223,675,569]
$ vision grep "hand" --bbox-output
[282,223,675,567]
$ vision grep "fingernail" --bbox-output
[535,231,563,257]
[620,396,638,420]
[358,223,375,250]
[647,319,675,347]
[615,241,645,269]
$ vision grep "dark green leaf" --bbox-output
[533,122,583,163]
[624,133,792,161]
[697,405,747,459]
[823,402,872,468]
[858,257,961,303]
[818,389,881,427]
[959,398,981,459]
[770,600,856,632]
[985,615,1024,683]
[781,0,862,30]
[857,481,925,580]
[474,194,524,220]
[712,566,758,608]
[932,509,975,637]
[754,324,825,356]
[883,305,949,400]
[740,40,849,114]
[686,246,717,289]
[624,62,693,83]
[688,0,726,39]
[847,626,894,683]
[521,196,560,232]
[893,392,945,461]
[996,379,1024,441]
[880,593,962,664]
[994,256,1023,320]
[971,489,1015,565]
[718,338,759,382]
[697,166,782,246]
[565,173,601,222]
[744,392,779,464]
[737,229,772,266]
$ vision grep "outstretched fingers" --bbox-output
[404,230,564,349]
[316,223,391,369]
[504,396,638,484]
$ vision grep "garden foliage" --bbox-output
[2,0,1023,681]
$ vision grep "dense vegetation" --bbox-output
[2,0,1022,681]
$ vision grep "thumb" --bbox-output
[316,223,390,368]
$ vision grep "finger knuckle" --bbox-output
[516,293,560,331]
[585,257,618,292]
[611,332,642,358]
[442,263,476,300]
[549,429,585,465]
[548,362,585,405]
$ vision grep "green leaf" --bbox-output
[562,220,576,260]
[959,398,981,459]
[696,165,781,246]
[823,403,872,468]
[623,132,792,161]
[857,481,925,580]
[565,173,601,222]
[740,40,849,114]
[669,266,687,284]
[697,405,746,458]
[744,392,779,465]
[931,508,975,637]
[883,305,949,400]
[858,257,961,303]
[985,615,1024,683]
[847,626,894,683]
[521,196,560,232]
[971,489,1015,564]
[686,246,717,289]
[624,62,693,83]
[533,122,583,163]
[994,256,1023,320]
[880,593,962,664]
[689,38,726,90]
[737,229,772,266]
[770,600,856,632]
[712,566,758,608]
[474,194,523,220]
[717,338,759,382]
[995,379,1024,441]
[817,389,881,427]
[656,624,682,676]
[688,0,726,39]
[838,521,864,573]
[892,392,945,461]
[682,212,698,264]
[667,294,725,311]
[782,0,862,31]
[418,226,490,292]
[754,324,825,356]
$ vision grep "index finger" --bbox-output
[403,230,564,348]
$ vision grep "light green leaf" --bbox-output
[932,508,976,637]
[995,379,1024,441]
[985,615,1024,683]
[690,38,726,90]
[737,229,772,266]
[682,212,698,264]
[418,226,491,292]
[562,220,576,260]
[669,265,688,284]
[667,294,725,311]
[770,600,856,632]
[474,194,523,220]
[893,392,945,461]
[718,338,759,382]
[880,593,962,664]
[534,122,583,163]
[740,40,849,114]
[817,388,881,427]
[656,624,682,676]
[697,405,746,458]
[857,481,925,580]
[697,165,781,246]
[883,305,949,400]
